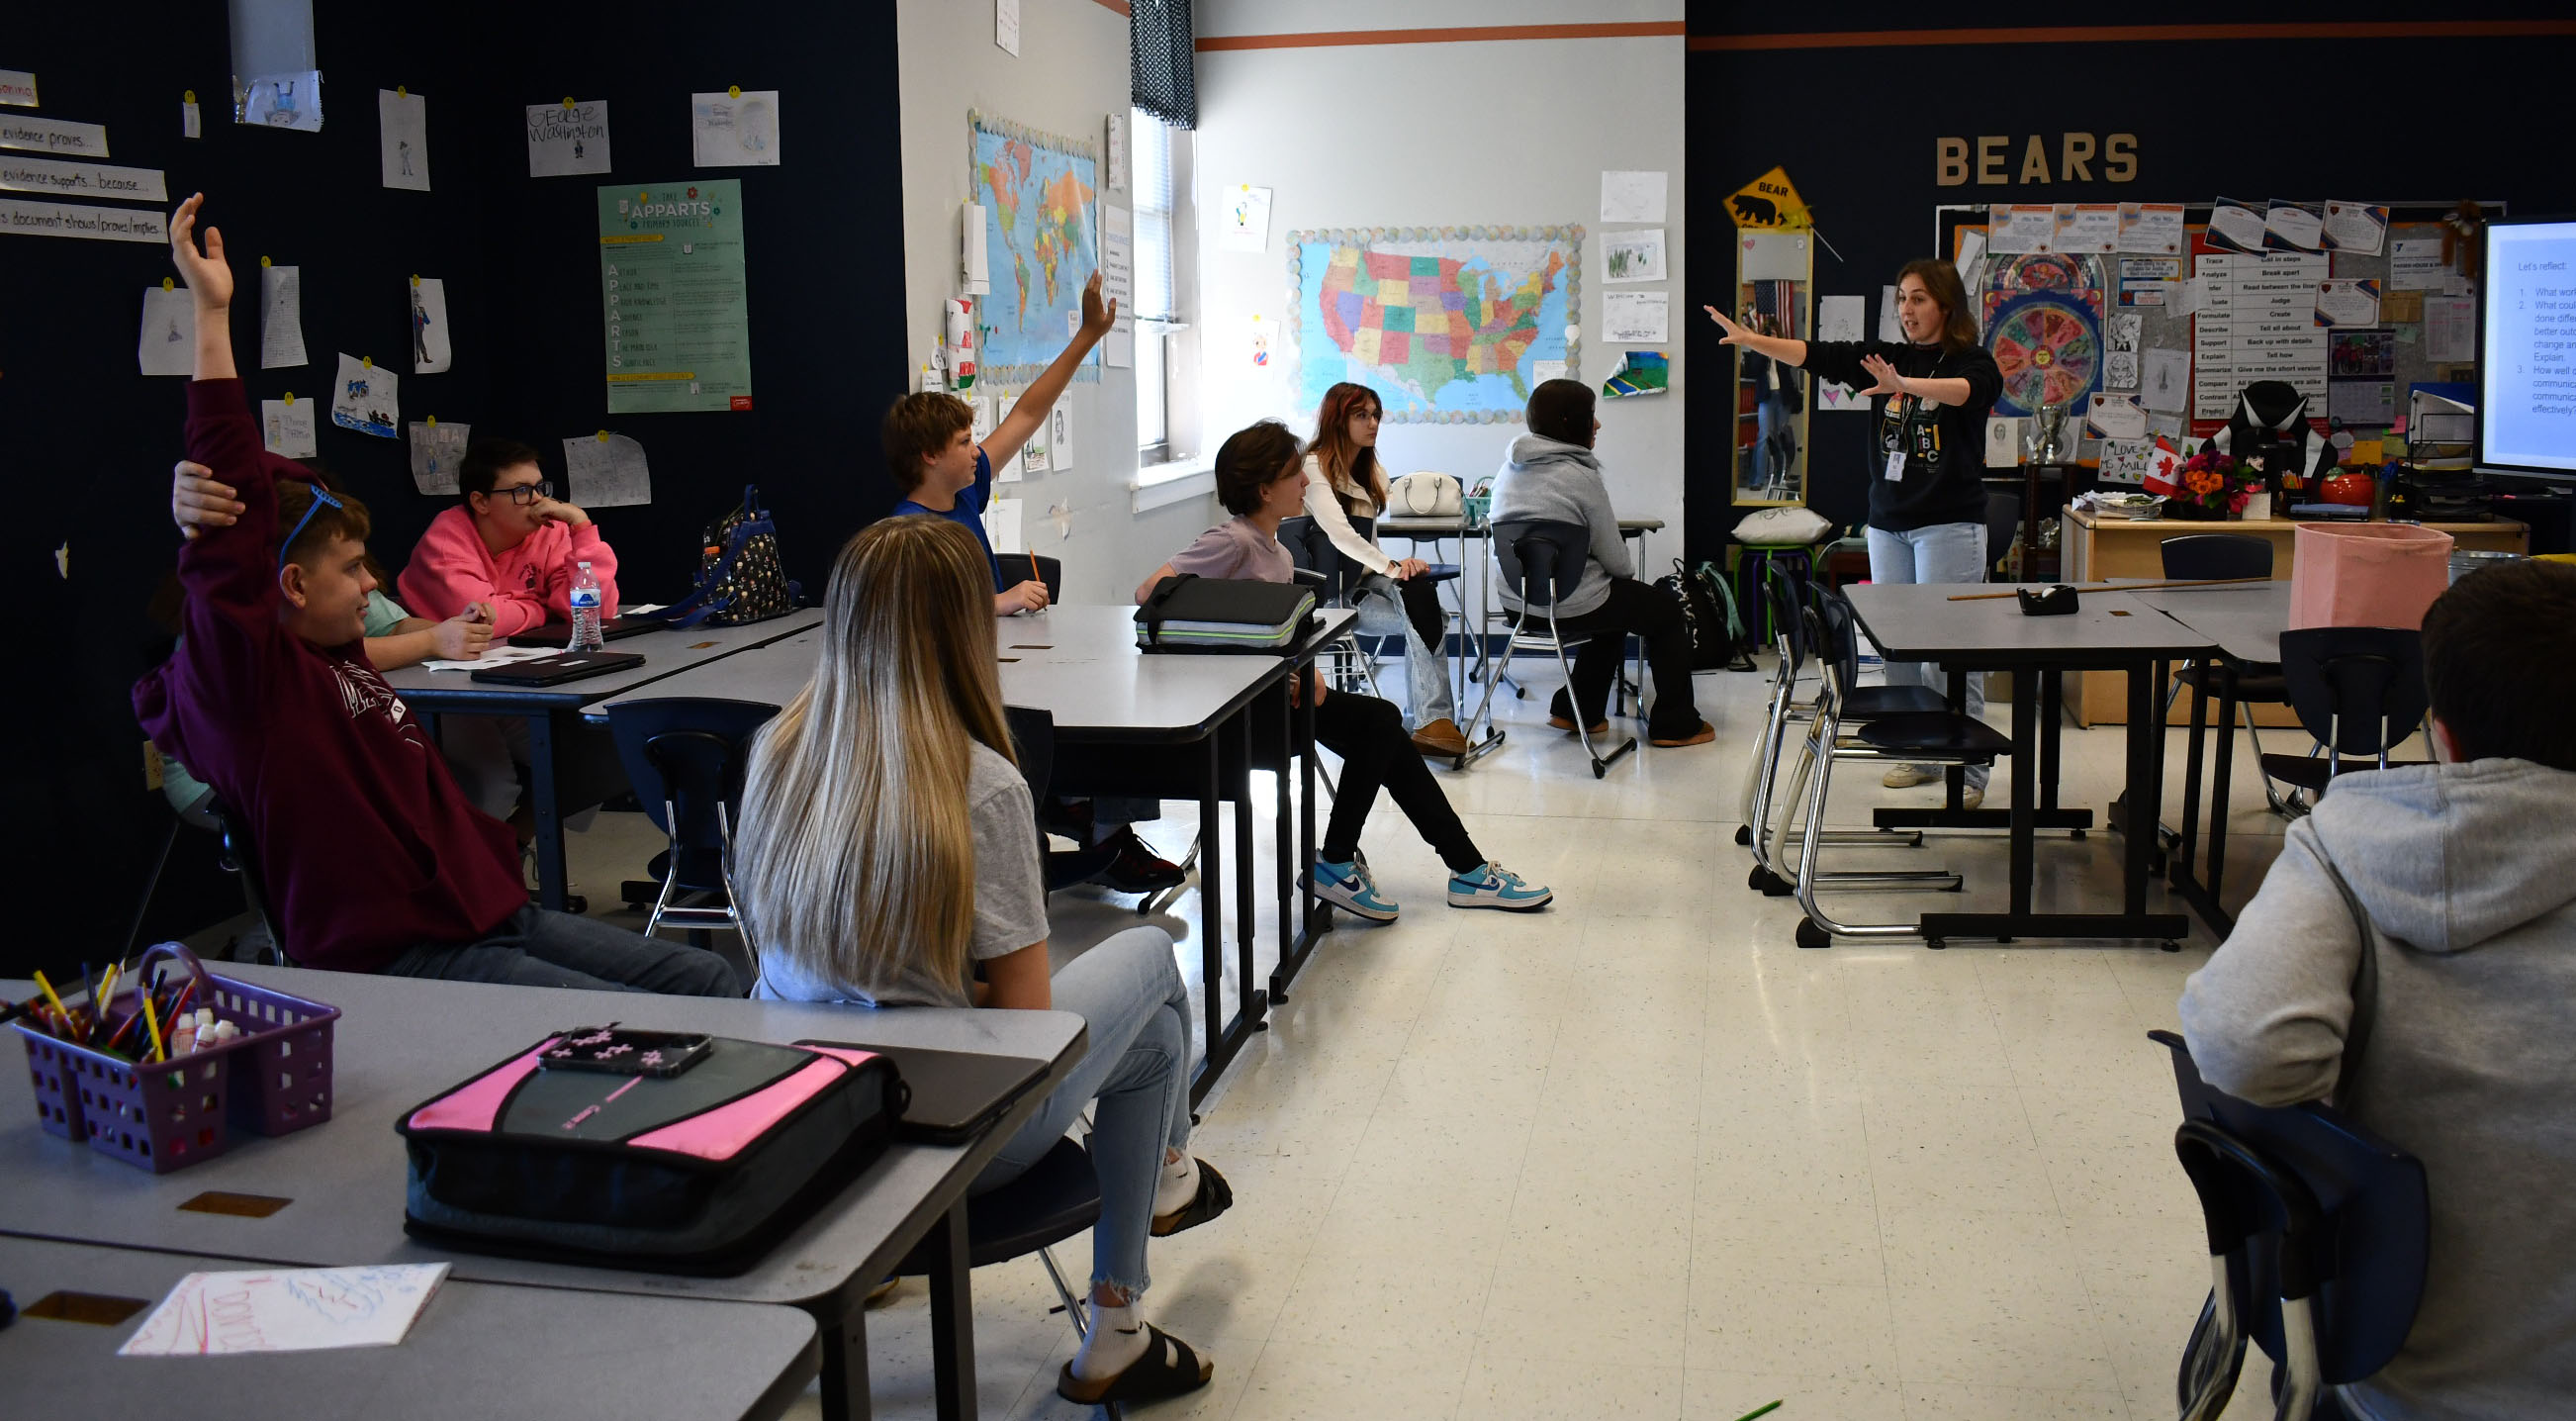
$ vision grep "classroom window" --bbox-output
[1134,107,1182,461]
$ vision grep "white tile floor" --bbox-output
[562,653,2316,1421]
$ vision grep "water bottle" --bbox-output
[567,561,604,652]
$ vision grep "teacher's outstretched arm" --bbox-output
[1703,304,1806,368]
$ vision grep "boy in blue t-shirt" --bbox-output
[884,270,1116,616]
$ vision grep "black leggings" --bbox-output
[1313,688,1482,874]
[1543,577,1704,740]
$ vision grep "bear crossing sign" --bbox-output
[1725,167,1810,231]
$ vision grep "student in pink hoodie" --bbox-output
[399,438,620,636]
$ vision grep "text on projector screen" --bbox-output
[1935,135,2140,187]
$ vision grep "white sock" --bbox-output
[1071,1299,1149,1379]
[1153,1151,1199,1217]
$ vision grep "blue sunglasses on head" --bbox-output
[280,484,346,572]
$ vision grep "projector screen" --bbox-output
[2481,217,2576,478]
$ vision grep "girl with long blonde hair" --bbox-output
[735,515,1231,1408]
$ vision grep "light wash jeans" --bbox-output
[971,926,1192,1295]
[1865,521,1990,792]
[1352,572,1456,725]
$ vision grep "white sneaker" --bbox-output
[1882,765,1936,788]
[1963,788,1985,810]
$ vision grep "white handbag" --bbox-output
[1387,471,1463,517]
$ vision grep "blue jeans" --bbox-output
[1866,521,1990,792]
[971,926,1192,1296]
[381,905,743,995]
[1353,572,1455,725]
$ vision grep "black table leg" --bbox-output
[1234,708,1263,1035]
[2039,668,2066,812]
[1300,681,1322,941]
[526,710,566,911]
[2123,656,2160,918]
[2207,667,2242,911]
[1946,667,1969,809]
[2009,665,2038,917]
[810,1284,873,1421]
[925,1198,977,1421]
[2176,665,2210,888]
[1270,677,1295,1000]
[1192,732,1227,1104]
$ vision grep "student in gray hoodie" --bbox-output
[1487,379,1711,747]
[2178,559,2576,1421]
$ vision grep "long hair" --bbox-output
[1524,378,1595,447]
[734,516,1016,997]
[1308,381,1387,516]
[1897,257,1980,354]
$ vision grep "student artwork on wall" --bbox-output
[527,100,610,177]
[968,111,1100,384]
[1981,250,2109,418]
[378,89,429,191]
[1285,224,1583,424]
[690,90,780,167]
[331,354,399,438]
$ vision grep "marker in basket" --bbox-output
[31,971,71,1035]
[91,964,120,1044]
[141,994,165,1063]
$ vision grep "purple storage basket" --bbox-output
[11,942,339,1174]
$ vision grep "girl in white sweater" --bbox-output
[1304,382,1464,757]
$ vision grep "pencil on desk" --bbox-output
[1947,575,2268,602]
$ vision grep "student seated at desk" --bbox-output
[2179,560,2576,1420]
[1138,422,1556,921]
[135,194,735,996]
[1489,379,1713,749]
[734,516,1232,1408]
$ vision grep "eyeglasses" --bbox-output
[492,481,555,506]
[280,484,345,571]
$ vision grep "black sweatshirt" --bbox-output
[1801,340,2002,532]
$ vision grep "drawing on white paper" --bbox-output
[995,0,1023,56]
[260,264,307,368]
[2097,437,2154,486]
[1600,291,1669,344]
[1602,228,1667,283]
[1047,398,1075,472]
[691,91,781,167]
[1816,295,1866,410]
[138,286,193,376]
[240,72,323,132]
[2109,312,2142,354]
[120,1265,450,1357]
[409,420,470,495]
[1019,400,1051,475]
[378,89,429,191]
[564,432,653,508]
[2086,392,2148,439]
[1599,170,1666,225]
[262,399,319,459]
[526,101,610,177]
[1217,184,1270,252]
[2142,347,2191,415]
[330,353,399,438]
[411,277,452,374]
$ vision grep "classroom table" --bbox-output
[2125,581,2297,937]
[0,1234,819,1421]
[587,605,1360,1106]
[0,965,1085,1421]
[1841,583,2208,947]
[382,613,823,910]
[1375,517,1666,761]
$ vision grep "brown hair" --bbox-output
[2423,559,2576,770]
[459,437,543,504]
[1308,382,1387,515]
[1896,257,1979,354]
[735,516,1017,997]
[881,392,976,493]
[1524,378,1595,446]
[1214,421,1305,516]
[277,476,372,570]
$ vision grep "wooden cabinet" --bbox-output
[2059,508,2529,726]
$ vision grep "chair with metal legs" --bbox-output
[1489,519,1637,779]
[606,699,780,988]
[2161,534,2301,816]
[1735,561,1929,878]
[2257,628,2433,799]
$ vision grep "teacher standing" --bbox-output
[1704,259,2003,805]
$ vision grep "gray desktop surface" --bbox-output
[1844,583,2217,665]
[2122,582,2293,665]
[0,965,1082,1311]
[0,1234,819,1421]
[383,613,824,709]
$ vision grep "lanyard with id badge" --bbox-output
[1884,395,1926,482]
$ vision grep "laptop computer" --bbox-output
[506,615,661,649]
[798,1041,1053,1145]
[469,650,647,687]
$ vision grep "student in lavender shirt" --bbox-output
[1136,421,1555,923]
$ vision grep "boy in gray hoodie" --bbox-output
[1488,379,1710,746]
[2178,559,2576,1420]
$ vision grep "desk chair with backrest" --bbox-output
[1788,584,2013,948]
[2162,534,2301,816]
[1278,515,1389,701]
[1490,519,1636,779]
[605,698,781,986]
[2258,628,2433,798]
[1982,488,2023,581]
[2150,1031,2427,1421]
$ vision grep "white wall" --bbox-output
[1190,1,1688,534]
[894,0,1219,605]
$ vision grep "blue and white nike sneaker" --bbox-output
[1446,862,1554,911]
[1307,857,1400,922]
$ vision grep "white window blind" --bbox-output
[1133,108,1175,323]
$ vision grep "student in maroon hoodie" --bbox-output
[134,194,736,995]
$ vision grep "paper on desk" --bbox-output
[422,644,560,672]
[564,431,652,508]
[120,1263,448,1355]
[138,286,194,376]
[260,263,307,368]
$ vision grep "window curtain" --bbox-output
[1130,0,1197,130]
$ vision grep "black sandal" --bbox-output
[1057,1322,1213,1406]
[1150,1159,1234,1237]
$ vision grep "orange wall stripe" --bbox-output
[1092,0,1131,16]
[1688,20,2576,50]
[1199,21,1685,51]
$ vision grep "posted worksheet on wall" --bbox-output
[378,89,429,191]
[1603,228,1667,283]
[410,419,469,494]
[410,277,452,374]
[138,285,193,376]
[1100,204,1133,366]
[1815,294,1866,411]
[1601,291,1669,344]
[261,263,307,368]
[1600,170,1667,225]
[262,398,319,458]
[2193,251,2329,419]
[331,353,400,437]
[565,431,652,508]
[598,180,754,413]
[526,100,610,177]
[690,91,780,167]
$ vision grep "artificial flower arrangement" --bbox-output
[2166,449,2266,519]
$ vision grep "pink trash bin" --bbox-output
[2290,523,2455,630]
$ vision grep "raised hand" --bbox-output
[1702,304,1753,345]
[1859,353,1908,398]
[1080,269,1116,337]
[172,459,243,541]
[168,194,233,309]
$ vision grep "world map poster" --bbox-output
[1288,226,1583,423]
[969,112,1099,381]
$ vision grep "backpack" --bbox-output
[644,484,802,628]
[1655,558,1758,673]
